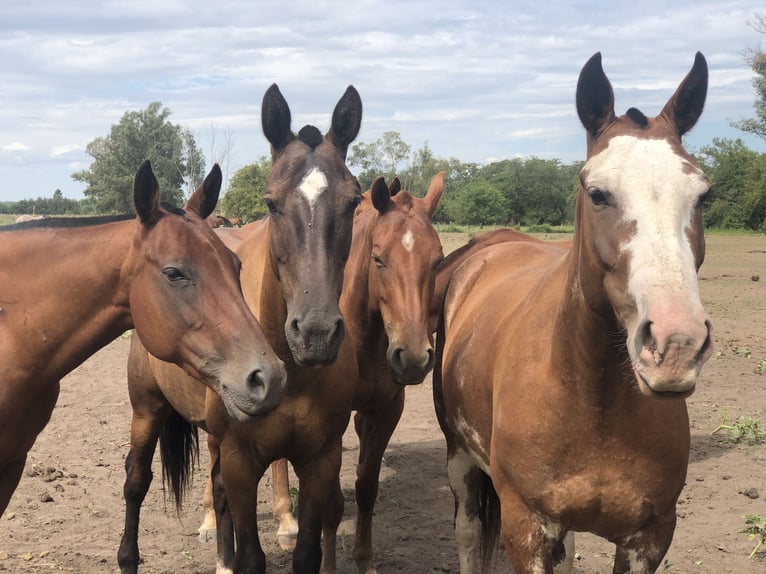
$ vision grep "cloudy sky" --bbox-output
[1,0,765,202]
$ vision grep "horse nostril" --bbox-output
[697,319,714,362]
[247,369,266,399]
[289,318,301,336]
[425,347,435,367]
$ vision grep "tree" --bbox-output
[447,180,509,226]
[348,131,411,189]
[733,13,766,142]
[219,157,271,223]
[72,102,204,213]
[696,138,766,230]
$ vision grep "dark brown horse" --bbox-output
[434,53,713,573]
[0,161,286,518]
[257,173,445,573]
[117,84,363,574]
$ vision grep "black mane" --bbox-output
[0,214,134,232]
[298,125,324,150]
[625,107,649,129]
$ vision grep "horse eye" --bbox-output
[346,196,362,215]
[696,189,711,209]
[264,197,279,215]
[587,187,609,207]
[372,254,385,269]
[162,267,187,282]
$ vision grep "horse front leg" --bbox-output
[0,456,27,517]
[352,389,405,574]
[219,437,268,574]
[613,512,677,574]
[272,458,299,550]
[292,440,344,574]
[209,434,236,574]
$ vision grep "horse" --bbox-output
[117,83,364,574]
[252,172,444,573]
[0,160,286,518]
[433,52,714,574]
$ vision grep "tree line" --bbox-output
[3,22,766,232]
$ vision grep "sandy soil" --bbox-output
[1,233,765,574]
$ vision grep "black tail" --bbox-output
[159,409,199,513]
[478,470,501,572]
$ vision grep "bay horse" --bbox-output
[258,173,444,573]
[434,52,714,573]
[117,84,364,574]
[0,160,286,517]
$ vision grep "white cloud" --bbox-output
[50,144,82,157]
[2,142,30,152]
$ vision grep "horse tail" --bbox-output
[159,409,199,513]
[479,470,501,573]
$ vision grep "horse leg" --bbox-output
[612,512,677,574]
[198,448,217,543]
[446,446,484,574]
[320,475,344,574]
[272,458,299,550]
[209,434,236,574]
[0,456,27,516]
[352,389,405,574]
[292,440,344,574]
[219,437,268,574]
[117,405,171,574]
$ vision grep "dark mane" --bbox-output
[625,107,649,129]
[0,214,135,232]
[298,125,324,150]
[436,233,483,272]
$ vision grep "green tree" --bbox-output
[696,138,766,230]
[72,102,204,213]
[447,180,509,226]
[219,157,271,223]
[733,14,766,142]
[348,131,411,189]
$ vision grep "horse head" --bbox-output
[261,84,363,366]
[128,161,286,420]
[365,173,444,384]
[575,52,713,397]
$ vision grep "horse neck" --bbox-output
[551,225,632,406]
[340,209,378,348]
[241,222,293,362]
[2,222,135,380]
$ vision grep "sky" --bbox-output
[1,0,765,202]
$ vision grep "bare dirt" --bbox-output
[1,233,765,574]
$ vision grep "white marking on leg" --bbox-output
[448,449,483,574]
[216,561,234,574]
[298,167,328,215]
[401,229,415,251]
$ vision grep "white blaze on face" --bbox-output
[298,167,328,216]
[582,135,708,320]
[401,229,415,252]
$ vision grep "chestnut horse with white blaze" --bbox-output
[117,84,363,574]
[0,161,286,518]
[434,52,713,573]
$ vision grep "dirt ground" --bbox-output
[1,232,765,574]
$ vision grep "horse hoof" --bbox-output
[277,532,297,551]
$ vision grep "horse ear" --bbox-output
[185,164,222,220]
[262,84,295,157]
[370,176,391,214]
[328,85,363,160]
[422,171,445,217]
[660,52,708,136]
[389,177,402,196]
[576,52,616,138]
[134,160,160,227]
